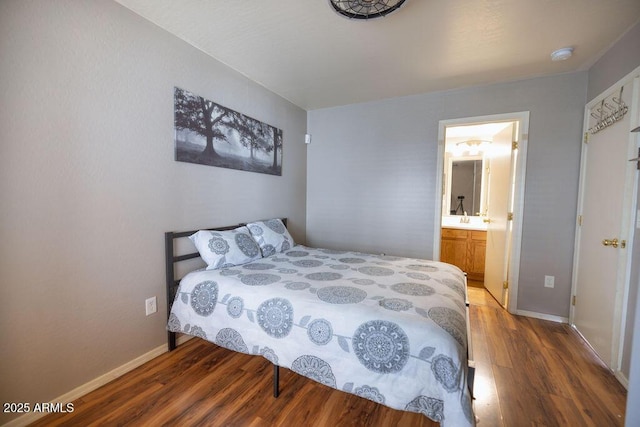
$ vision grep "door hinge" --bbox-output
[507,212,514,221]
[503,281,509,289]
[629,147,640,170]
[572,295,576,306]
[512,141,518,150]
[583,132,589,144]
[578,215,583,226]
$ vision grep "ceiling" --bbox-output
[114,0,640,110]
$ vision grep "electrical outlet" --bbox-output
[145,296,157,316]
[544,275,555,288]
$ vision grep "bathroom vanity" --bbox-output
[440,219,486,282]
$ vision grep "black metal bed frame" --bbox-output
[164,219,287,397]
[164,217,474,400]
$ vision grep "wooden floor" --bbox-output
[31,288,627,427]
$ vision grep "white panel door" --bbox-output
[573,77,638,368]
[483,123,514,306]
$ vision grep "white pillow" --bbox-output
[247,219,294,257]
[190,226,262,269]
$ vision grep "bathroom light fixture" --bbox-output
[551,47,573,61]
[456,139,491,155]
[329,0,407,19]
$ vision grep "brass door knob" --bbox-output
[602,238,619,248]
[483,218,491,223]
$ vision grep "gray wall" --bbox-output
[307,72,587,318]
[587,20,640,102]
[0,1,307,424]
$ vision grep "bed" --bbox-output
[165,219,475,426]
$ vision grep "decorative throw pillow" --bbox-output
[189,226,262,270]
[247,219,295,257]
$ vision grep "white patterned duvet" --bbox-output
[168,245,474,426]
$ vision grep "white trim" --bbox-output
[2,336,192,427]
[615,371,630,390]
[435,111,529,315]
[433,128,446,258]
[516,309,568,324]
[506,113,529,314]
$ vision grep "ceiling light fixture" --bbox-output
[456,139,491,155]
[329,0,407,19]
[550,47,574,61]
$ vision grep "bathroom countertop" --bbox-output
[441,216,487,231]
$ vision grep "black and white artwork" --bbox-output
[174,87,282,175]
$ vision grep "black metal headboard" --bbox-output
[164,218,287,351]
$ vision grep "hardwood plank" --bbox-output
[492,364,555,426]
[548,393,594,427]
[478,306,514,368]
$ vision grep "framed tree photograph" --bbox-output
[174,87,283,176]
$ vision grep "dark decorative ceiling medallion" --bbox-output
[329,0,407,20]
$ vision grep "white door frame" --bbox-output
[570,66,640,380]
[434,111,530,314]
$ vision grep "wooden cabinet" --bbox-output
[440,228,486,281]
[468,231,486,280]
[440,228,468,270]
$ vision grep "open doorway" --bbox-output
[434,112,529,313]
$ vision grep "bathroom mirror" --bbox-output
[445,155,484,216]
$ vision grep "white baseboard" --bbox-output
[516,309,569,323]
[2,335,192,427]
[615,371,629,390]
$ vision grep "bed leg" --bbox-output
[468,362,476,399]
[168,331,177,351]
[273,365,280,398]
